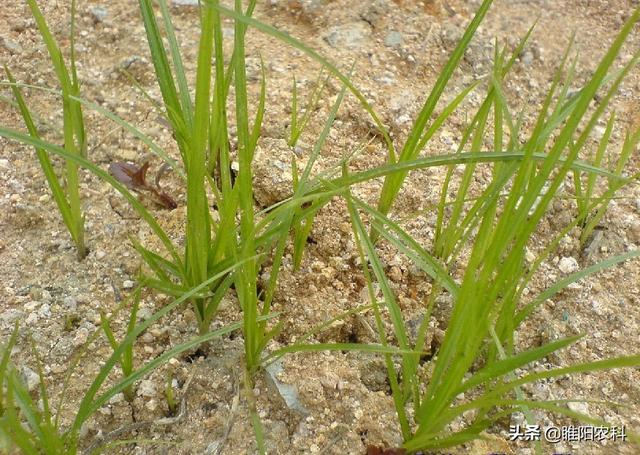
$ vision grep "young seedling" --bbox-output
[0,261,263,453]
[0,323,69,454]
[6,0,88,259]
[165,370,177,417]
[100,286,142,402]
[288,70,328,147]
[576,121,640,247]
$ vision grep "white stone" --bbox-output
[558,256,579,274]
[138,379,156,398]
[323,22,370,50]
[73,327,89,347]
[89,6,108,22]
[145,399,158,411]
[21,366,41,392]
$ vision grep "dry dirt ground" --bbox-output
[1,0,640,454]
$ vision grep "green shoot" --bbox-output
[165,371,177,416]
[99,287,142,402]
[288,70,327,147]
[13,0,88,259]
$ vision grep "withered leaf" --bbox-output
[109,161,148,190]
[109,161,177,210]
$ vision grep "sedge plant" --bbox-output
[2,1,352,450]
[341,8,640,452]
[0,262,266,454]
[5,0,87,259]
[214,1,638,450]
[288,70,328,147]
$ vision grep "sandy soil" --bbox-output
[1,0,640,454]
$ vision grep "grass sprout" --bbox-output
[288,70,328,147]
[0,260,266,453]
[4,0,87,259]
[99,287,142,403]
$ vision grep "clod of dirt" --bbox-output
[359,358,390,393]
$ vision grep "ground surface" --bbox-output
[1,0,640,454]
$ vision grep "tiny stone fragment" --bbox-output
[567,401,590,416]
[265,360,308,414]
[521,49,534,66]
[1,36,23,54]
[138,379,156,398]
[73,327,89,347]
[21,366,41,392]
[558,256,579,274]
[63,296,77,311]
[89,6,108,23]
[323,22,370,50]
[384,31,403,48]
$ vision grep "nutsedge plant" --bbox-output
[2,0,349,450]
[343,8,640,452]
[217,0,640,450]
[5,0,87,259]
[288,70,328,147]
[0,264,266,454]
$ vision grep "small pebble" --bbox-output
[525,249,536,263]
[388,265,402,282]
[25,313,39,325]
[89,6,108,23]
[21,366,41,392]
[323,23,369,50]
[38,303,51,318]
[123,280,135,289]
[521,50,534,66]
[63,296,77,311]
[592,125,606,140]
[138,379,156,398]
[384,31,403,48]
[558,256,579,274]
[567,401,590,416]
[73,327,90,347]
[25,301,40,312]
[145,399,158,411]
[1,37,23,54]
[109,393,125,404]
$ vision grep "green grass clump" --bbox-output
[5,0,87,259]
[0,271,265,454]
[342,7,640,452]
